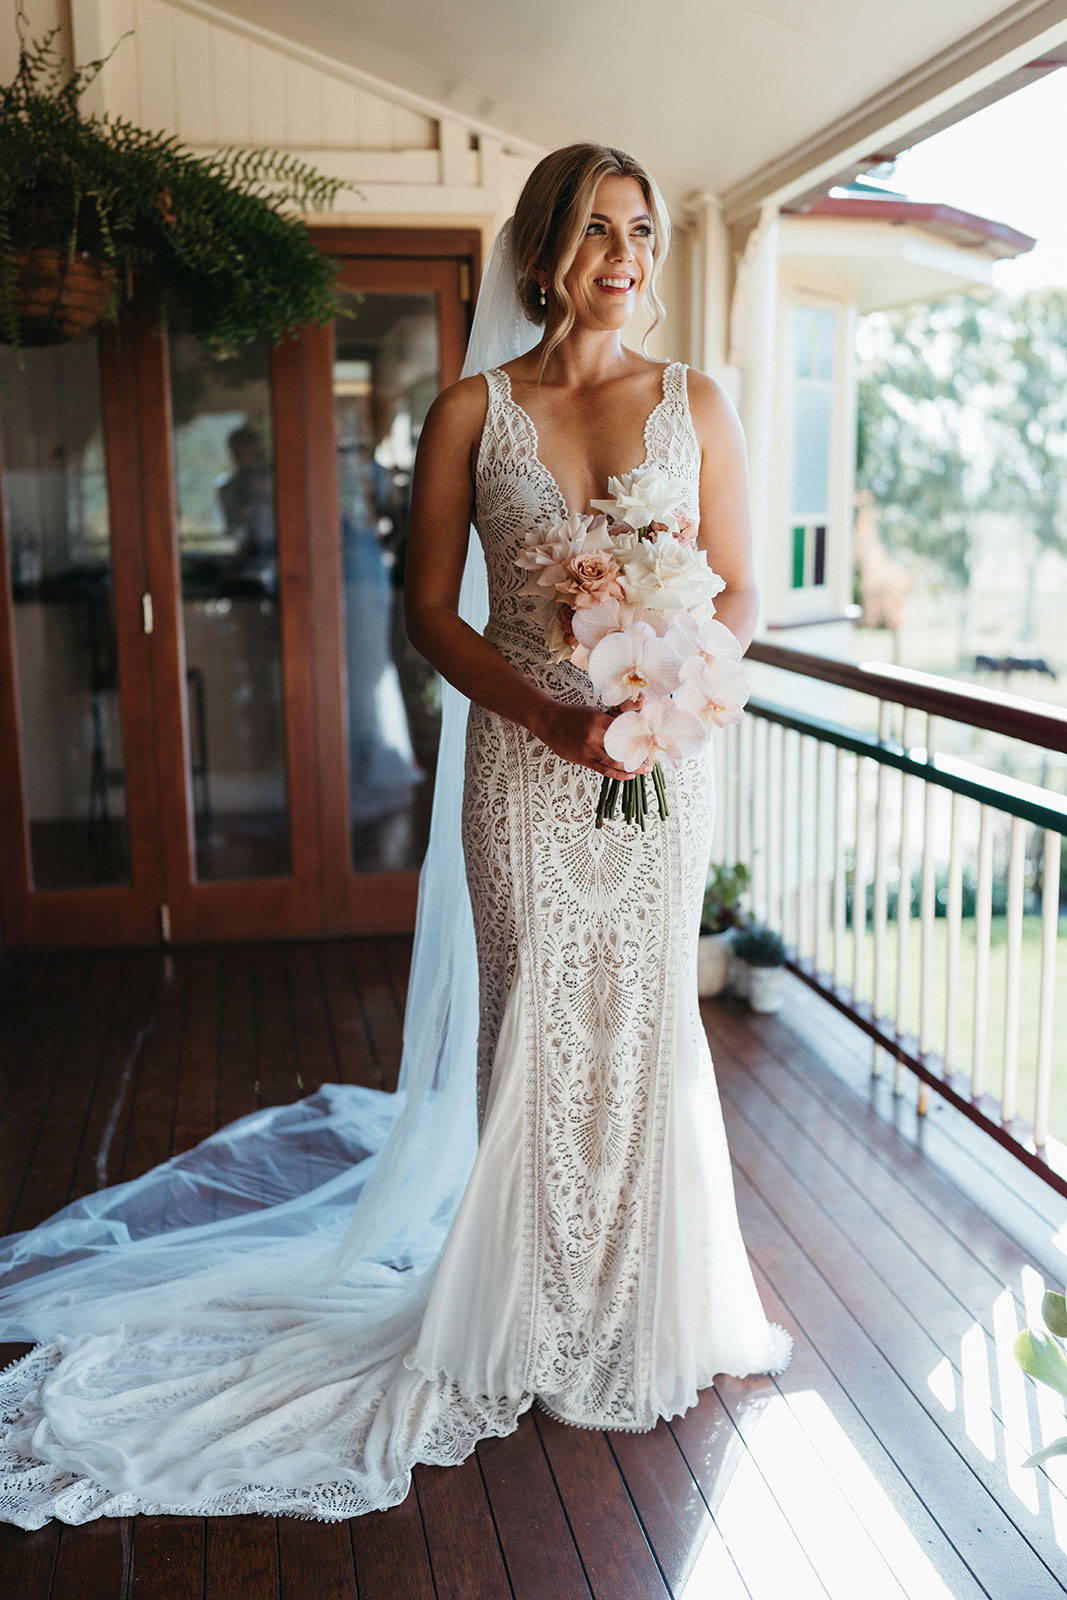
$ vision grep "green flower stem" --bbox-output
[595,774,610,828]
[651,761,669,818]
[638,773,647,831]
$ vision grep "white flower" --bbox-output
[590,465,693,533]
[572,596,629,650]
[603,696,707,770]
[586,620,683,706]
[514,511,613,598]
[568,597,623,669]
[674,657,751,728]
[664,613,741,662]
[618,538,726,613]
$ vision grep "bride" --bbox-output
[0,141,791,1531]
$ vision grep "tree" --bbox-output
[855,286,1067,651]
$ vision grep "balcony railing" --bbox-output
[716,640,1067,1196]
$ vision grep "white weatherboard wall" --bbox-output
[57,0,693,363]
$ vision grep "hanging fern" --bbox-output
[0,11,359,352]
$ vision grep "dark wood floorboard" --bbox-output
[779,980,1067,1263]
[722,1102,1063,1594]
[476,1412,592,1599]
[667,1388,831,1600]
[717,1030,1067,1507]
[350,1486,436,1600]
[414,1452,513,1599]
[1,940,1066,1599]
[531,1409,670,1598]
[609,1418,752,1598]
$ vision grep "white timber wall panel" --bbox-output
[284,56,325,149]
[246,37,287,145]
[64,0,706,334]
[70,0,141,120]
[209,21,252,148]
[170,4,216,145]
[136,0,177,131]
[319,72,359,150]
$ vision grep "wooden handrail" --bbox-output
[747,641,1067,754]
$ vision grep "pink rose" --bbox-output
[675,512,698,549]
[556,550,625,609]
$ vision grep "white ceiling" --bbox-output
[208,0,1067,206]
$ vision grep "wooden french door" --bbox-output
[0,228,478,950]
[301,230,474,933]
[0,321,165,947]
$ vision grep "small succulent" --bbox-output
[1014,1288,1067,1468]
[731,923,787,968]
[700,863,751,935]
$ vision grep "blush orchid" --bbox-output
[603,697,706,770]
[585,620,683,706]
[512,462,751,831]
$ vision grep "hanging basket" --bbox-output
[5,247,113,346]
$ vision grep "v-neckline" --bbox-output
[494,362,676,517]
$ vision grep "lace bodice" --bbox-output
[444,356,794,1431]
[474,361,702,696]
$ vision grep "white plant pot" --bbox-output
[728,951,749,999]
[697,929,733,997]
[747,964,786,1014]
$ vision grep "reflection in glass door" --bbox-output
[168,333,290,881]
[333,290,441,872]
[0,339,131,889]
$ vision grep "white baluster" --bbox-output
[1001,814,1025,1124]
[944,789,964,1078]
[972,804,993,1102]
[1034,827,1061,1148]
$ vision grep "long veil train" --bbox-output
[0,218,544,1527]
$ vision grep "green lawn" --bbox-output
[828,913,1065,1145]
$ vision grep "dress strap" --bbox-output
[667,361,701,468]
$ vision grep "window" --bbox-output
[789,302,837,590]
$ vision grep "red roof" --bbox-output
[786,194,1035,258]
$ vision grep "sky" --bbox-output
[881,66,1067,293]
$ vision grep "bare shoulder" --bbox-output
[422,370,490,438]
[684,366,745,451]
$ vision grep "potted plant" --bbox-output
[732,923,788,1013]
[698,863,751,998]
[0,15,354,351]
[1014,1286,1067,1468]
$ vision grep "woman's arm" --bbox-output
[687,370,760,653]
[404,377,558,738]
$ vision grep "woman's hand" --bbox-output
[533,695,653,779]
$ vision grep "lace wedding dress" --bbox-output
[0,359,791,1531]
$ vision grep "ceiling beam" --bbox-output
[707,0,1067,227]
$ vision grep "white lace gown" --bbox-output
[0,360,791,1530]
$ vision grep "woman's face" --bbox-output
[554,173,656,329]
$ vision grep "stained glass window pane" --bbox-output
[813,523,827,586]
[791,525,806,589]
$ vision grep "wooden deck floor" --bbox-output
[1,937,1066,1599]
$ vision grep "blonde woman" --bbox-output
[404,142,792,1433]
[0,143,790,1529]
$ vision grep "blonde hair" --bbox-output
[509,143,671,384]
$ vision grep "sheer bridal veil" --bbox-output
[0,216,541,1347]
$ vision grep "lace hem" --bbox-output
[0,1343,529,1531]
[532,1320,794,1433]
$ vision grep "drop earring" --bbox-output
[539,281,546,308]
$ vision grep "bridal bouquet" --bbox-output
[514,464,750,830]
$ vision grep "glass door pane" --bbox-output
[168,333,290,881]
[0,338,130,889]
[333,289,440,872]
